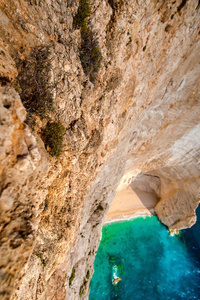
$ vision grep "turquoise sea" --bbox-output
[89,206,200,300]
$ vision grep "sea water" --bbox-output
[89,208,200,300]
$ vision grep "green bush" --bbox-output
[42,121,65,157]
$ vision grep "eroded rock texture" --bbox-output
[0,0,200,299]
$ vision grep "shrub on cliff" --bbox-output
[16,45,54,120]
[73,0,91,30]
[42,121,65,157]
[80,29,102,83]
[73,0,102,83]
[69,267,75,286]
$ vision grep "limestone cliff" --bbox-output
[0,0,200,299]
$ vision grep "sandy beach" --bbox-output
[104,186,158,223]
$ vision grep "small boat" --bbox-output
[112,277,121,285]
[112,265,121,285]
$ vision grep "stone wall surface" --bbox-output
[0,0,199,299]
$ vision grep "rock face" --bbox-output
[0,0,200,299]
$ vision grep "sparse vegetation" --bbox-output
[79,271,90,295]
[79,278,87,296]
[73,0,91,30]
[42,121,66,157]
[16,45,55,123]
[36,253,48,266]
[97,204,104,211]
[143,45,146,51]
[15,46,66,157]
[42,199,48,213]
[80,30,102,83]
[73,0,102,83]
[86,270,90,279]
[12,81,22,94]
[79,284,84,296]
[126,36,132,46]
[69,267,75,286]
